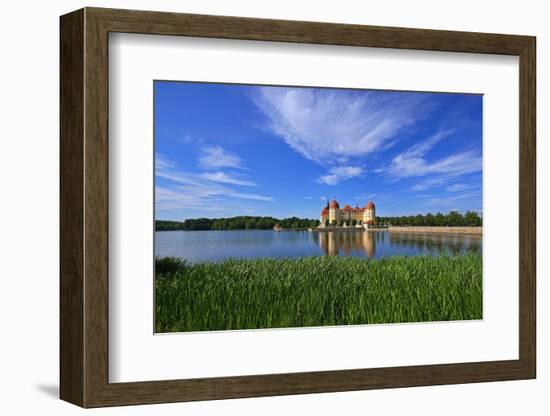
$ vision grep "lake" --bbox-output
[155,230,482,262]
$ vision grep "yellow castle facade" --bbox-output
[319,199,376,226]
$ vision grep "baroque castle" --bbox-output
[319,199,376,226]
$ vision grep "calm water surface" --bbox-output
[155,230,482,262]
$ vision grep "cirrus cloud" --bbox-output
[317,166,364,186]
[156,155,272,218]
[200,171,256,187]
[199,145,245,170]
[386,130,481,179]
[254,87,429,165]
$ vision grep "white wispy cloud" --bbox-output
[156,155,272,215]
[155,186,225,212]
[227,192,273,201]
[200,171,256,187]
[156,156,176,171]
[445,183,469,192]
[386,130,481,179]
[410,177,448,191]
[253,87,428,165]
[399,130,453,160]
[199,145,245,170]
[354,192,378,200]
[427,191,482,207]
[304,196,314,200]
[317,166,364,186]
[353,192,394,204]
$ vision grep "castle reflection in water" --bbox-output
[314,230,482,258]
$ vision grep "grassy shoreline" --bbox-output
[155,255,482,333]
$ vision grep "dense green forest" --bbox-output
[156,216,320,231]
[156,211,481,231]
[376,211,482,227]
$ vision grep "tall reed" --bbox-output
[155,255,482,332]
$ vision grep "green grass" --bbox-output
[155,255,482,333]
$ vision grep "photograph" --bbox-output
[154,81,483,333]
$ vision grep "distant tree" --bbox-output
[257,218,274,229]
[425,213,435,226]
[308,219,320,228]
[351,219,357,226]
[155,220,186,231]
[371,211,480,227]
[447,211,464,226]
[157,215,317,231]
[464,211,482,226]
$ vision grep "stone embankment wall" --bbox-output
[388,226,482,235]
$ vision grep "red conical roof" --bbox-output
[329,199,340,209]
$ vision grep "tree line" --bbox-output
[376,211,482,227]
[156,216,320,231]
[155,211,481,230]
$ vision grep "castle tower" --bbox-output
[329,199,340,224]
[364,200,376,225]
[319,201,329,225]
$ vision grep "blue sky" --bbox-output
[155,81,482,220]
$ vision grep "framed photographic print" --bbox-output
[60,7,536,407]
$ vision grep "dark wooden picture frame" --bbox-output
[60,7,536,408]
